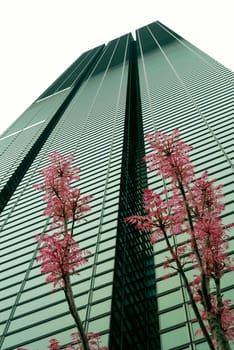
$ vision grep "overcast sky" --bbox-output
[0,0,233,136]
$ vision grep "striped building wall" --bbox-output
[0,21,233,350]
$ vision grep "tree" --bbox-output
[18,153,107,350]
[126,129,233,350]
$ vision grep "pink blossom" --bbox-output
[126,188,183,244]
[162,273,172,280]
[144,128,194,185]
[150,232,157,244]
[176,245,187,255]
[219,300,234,340]
[35,233,89,288]
[48,338,60,349]
[33,152,92,229]
[162,258,171,269]
[48,332,108,350]
[192,275,201,286]
[17,332,109,350]
[194,328,204,337]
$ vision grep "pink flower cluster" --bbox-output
[35,233,89,288]
[144,128,194,185]
[48,332,108,349]
[126,188,185,245]
[17,332,108,350]
[33,152,92,228]
[188,171,232,277]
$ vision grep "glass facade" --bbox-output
[0,21,233,349]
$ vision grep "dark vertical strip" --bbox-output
[0,45,104,214]
[109,40,161,349]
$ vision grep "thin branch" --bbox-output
[63,274,90,350]
[176,177,213,313]
[161,226,216,350]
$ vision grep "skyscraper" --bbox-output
[0,21,233,350]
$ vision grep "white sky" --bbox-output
[0,0,233,136]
